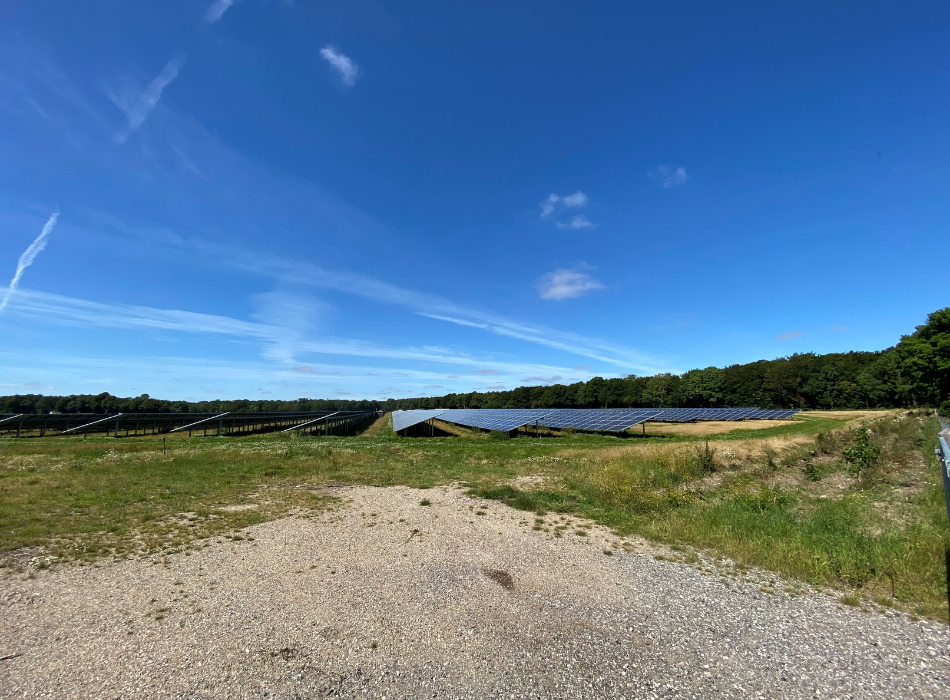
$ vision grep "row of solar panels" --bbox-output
[392,407,800,433]
[0,410,378,436]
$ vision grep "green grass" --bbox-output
[1,411,947,621]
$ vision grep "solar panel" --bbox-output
[439,409,553,432]
[392,409,447,432]
[397,407,799,436]
[650,409,702,422]
[540,408,659,432]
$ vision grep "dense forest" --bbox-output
[2,308,948,416]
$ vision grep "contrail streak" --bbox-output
[0,212,59,313]
[113,55,184,144]
[205,0,238,24]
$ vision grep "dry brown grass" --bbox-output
[797,410,899,426]
[556,435,810,465]
[641,419,797,436]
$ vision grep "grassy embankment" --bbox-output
[1,410,947,620]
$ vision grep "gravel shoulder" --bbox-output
[1,485,948,699]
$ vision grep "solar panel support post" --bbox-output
[16,422,21,438]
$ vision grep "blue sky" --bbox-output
[0,1,947,401]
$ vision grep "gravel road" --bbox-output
[1,485,948,699]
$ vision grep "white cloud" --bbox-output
[204,0,238,24]
[555,215,594,230]
[539,193,560,219]
[540,190,589,217]
[113,55,184,144]
[650,166,689,188]
[535,266,605,301]
[561,191,588,208]
[540,191,595,229]
[776,330,802,342]
[522,375,562,384]
[320,46,359,86]
[0,212,59,313]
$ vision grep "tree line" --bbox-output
[2,308,947,416]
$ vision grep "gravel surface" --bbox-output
[1,485,948,699]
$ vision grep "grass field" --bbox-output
[1,409,947,620]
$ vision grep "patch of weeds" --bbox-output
[842,425,881,477]
[692,439,718,474]
[419,499,431,506]
[815,430,838,455]
[603,549,614,556]
[839,593,861,607]
[803,460,828,482]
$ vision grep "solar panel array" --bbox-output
[0,410,379,437]
[538,408,659,431]
[392,409,447,432]
[391,407,802,434]
[743,409,801,420]
[439,409,553,432]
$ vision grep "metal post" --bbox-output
[115,420,120,438]
[16,422,21,438]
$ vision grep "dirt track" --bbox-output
[1,485,948,699]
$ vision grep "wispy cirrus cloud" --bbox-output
[522,375,562,384]
[204,0,239,24]
[650,166,689,188]
[540,191,595,229]
[776,330,802,342]
[205,0,235,24]
[0,45,666,376]
[0,212,59,313]
[534,265,605,301]
[5,289,596,381]
[113,55,184,144]
[320,46,359,86]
